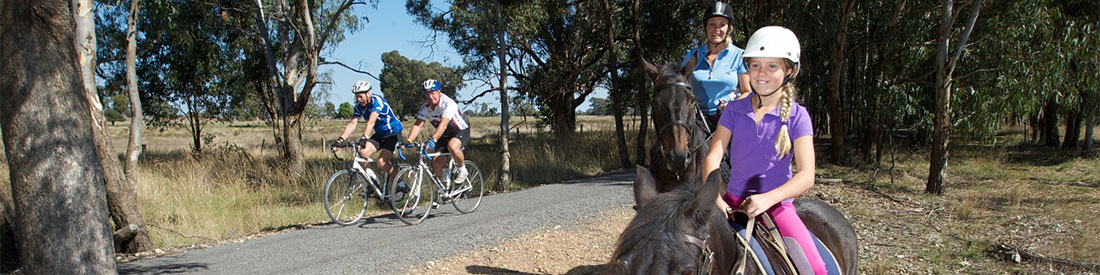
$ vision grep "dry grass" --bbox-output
[2,116,649,249]
[823,132,1100,272]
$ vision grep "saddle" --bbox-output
[728,213,842,275]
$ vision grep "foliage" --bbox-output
[104,109,126,125]
[335,102,354,119]
[465,102,499,117]
[378,50,466,120]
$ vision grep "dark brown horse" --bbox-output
[642,61,711,193]
[612,166,859,275]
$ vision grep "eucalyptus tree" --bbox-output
[926,0,985,195]
[410,0,612,140]
[199,0,377,176]
[89,0,156,253]
[1,0,117,272]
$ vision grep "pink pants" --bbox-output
[724,194,827,274]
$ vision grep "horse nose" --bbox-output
[666,150,691,172]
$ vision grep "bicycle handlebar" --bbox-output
[330,141,359,161]
[397,142,433,162]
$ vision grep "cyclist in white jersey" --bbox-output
[405,79,471,185]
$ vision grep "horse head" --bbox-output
[612,166,738,275]
[643,58,704,175]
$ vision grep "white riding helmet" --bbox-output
[351,80,372,94]
[743,26,801,77]
[422,79,442,92]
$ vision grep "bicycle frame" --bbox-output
[333,144,387,200]
[399,144,471,201]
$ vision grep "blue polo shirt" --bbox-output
[681,42,749,115]
[352,94,403,136]
[717,94,813,202]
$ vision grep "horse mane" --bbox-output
[612,181,713,261]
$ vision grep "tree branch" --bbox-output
[946,0,984,76]
[460,88,500,105]
[320,61,379,80]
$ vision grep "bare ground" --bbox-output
[406,177,1100,274]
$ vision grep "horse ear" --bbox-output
[692,169,724,210]
[634,165,658,206]
[641,58,660,82]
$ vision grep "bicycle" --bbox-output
[322,141,408,226]
[390,142,485,225]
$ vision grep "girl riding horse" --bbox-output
[702,26,827,274]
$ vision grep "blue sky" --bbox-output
[323,1,604,112]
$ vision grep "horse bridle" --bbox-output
[630,232,713,275]
[684,233,715,275]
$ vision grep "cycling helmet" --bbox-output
[351,80,372,94]
[422,79,442,92]
[704,2,734,24]
[743,26,801,77]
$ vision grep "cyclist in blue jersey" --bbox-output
[682,1,752,131]
[332,80,404,186]
[405,79,471,186]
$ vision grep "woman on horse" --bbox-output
[701,26,827,274]
[681,1,751,132]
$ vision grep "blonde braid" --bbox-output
[775,84,795,158]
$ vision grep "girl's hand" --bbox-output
[740,193,778,218]
[716,197,734,220]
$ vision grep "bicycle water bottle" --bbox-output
[442,167,452,185]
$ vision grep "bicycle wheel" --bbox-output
[324,170,368,226]
[451,161,485,213]
[389,166,434,225]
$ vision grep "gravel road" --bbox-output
[118,171,634,274]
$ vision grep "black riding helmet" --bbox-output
[704,2,734,24]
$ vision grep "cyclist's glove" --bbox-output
[332,137,346,148]
[425,138,436,151]
[358,136,369,148]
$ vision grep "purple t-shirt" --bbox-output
[718,95,813,202]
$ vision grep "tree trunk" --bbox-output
[551,93,576,140]
[496,0,511,191]
[927,0,983,195]
[634,91,650,166]
[1063,107,1082,150]
[1041,99,1060,147]
[1029,111,1041,143]
[113,0,154,253]
[603,0,630,168]
[75,0,152,253]
[827,0,856,165]
[0,194,16,272]
[631,0,649,166]
[0,0,116,272]
[281,117,306,174]
[1086,90,1095,154]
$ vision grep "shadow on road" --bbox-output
[119,262,209,274]
[465,264,608,275]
